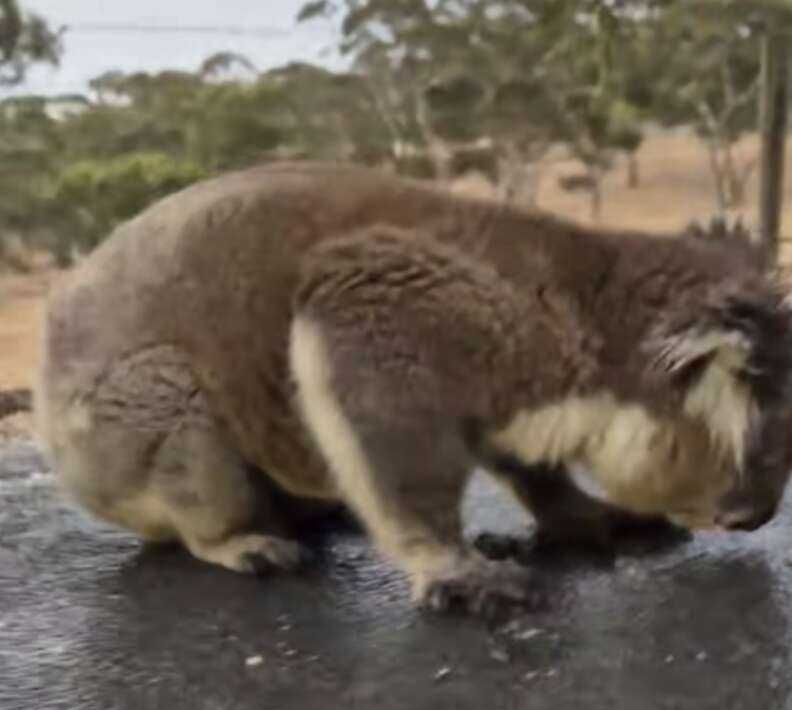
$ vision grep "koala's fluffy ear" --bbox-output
[647,293,792,403]
[649,327,749,397]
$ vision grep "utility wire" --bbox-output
[63,23,293,37]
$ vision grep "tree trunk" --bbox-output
[521,163,544,207]
[0,389,31,418]
[757,32,788,266]
[589,168,603,221]
[706,141,729,214]
[722,144,738,206]
[626,152,639,189]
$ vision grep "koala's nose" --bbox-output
[716,504,777,532]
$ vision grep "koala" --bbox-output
[35,161,792,615]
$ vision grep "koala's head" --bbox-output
[644,283,792,532]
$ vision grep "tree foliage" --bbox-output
[645,2,764,209]
[0,0,61,85]
[1,1,786,264]
[54,152,207,253]
[297,0,668,212]
[0,55,402,261]
[296,0,784,214]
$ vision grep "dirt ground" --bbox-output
[0,129,788,392]
[0,270,53,390]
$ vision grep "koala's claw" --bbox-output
[416,557,540,619]
[232,535,310,575]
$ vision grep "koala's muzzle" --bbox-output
[715,413,791,532]
[715,501,778,531]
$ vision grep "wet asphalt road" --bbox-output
[2,437,792,710]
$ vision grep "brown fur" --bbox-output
[35,161,792,614]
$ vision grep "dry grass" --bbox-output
[0,128,788,391]
[458,129,791,250]
[0,271,54,389]
[539,129,745,233]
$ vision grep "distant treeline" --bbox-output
[1,0,788,262]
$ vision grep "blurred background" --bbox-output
[1,0,791,396]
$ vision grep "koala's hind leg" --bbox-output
[290,317,534,616]
[44,345,307,575]
[149,424,308,575]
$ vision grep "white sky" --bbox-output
[4,0,345,98]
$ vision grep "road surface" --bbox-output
[1,436,790,710]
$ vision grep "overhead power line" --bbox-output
[63,23,292,37]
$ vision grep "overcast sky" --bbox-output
[4,0,345,98]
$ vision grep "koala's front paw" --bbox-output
[473,511,692,568]
[533,509,692,556]
[606,510,692,539]
[413,555,542,619]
